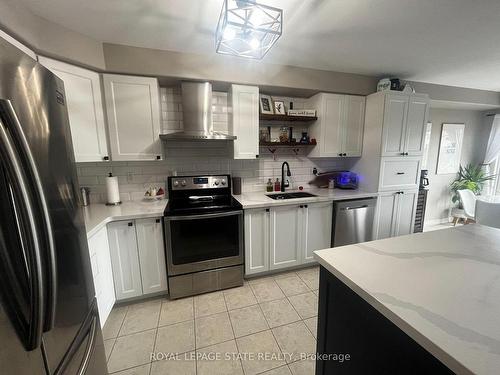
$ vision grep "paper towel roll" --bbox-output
[105,173,121,205]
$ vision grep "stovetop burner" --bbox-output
[164,174,242,216]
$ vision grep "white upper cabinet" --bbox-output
[381,92,408,156]
[343,95,366,157]
[229,84,259,159]
[308,93,365,157]
[302,202,333,263]
[405,95,430,155]
[103,74,162,161]
[381,92,429,157]
[135,218,168,295]
[39,57,109,162]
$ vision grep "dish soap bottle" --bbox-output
[266,179,274,192]
[274,178,281,192]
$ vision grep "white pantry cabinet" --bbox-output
[39,56,109,162]
[87,226,115,327]
[108,218,168,301]
[135,218,168,295]
[375,190,418,240]
[103,74,162,161]
[229,84,259,159]
[244,202,333,275]
[381,92,429,157]
[307,93,366,158]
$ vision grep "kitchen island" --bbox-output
[313,225,500,374]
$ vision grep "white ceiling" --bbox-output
[17,0,500,91]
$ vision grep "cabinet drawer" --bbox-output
[379,157,421,191]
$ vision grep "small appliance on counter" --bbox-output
[309,170,359,190]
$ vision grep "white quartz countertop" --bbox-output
[314,225,500,375]
[233,188,377,208]
[83,200,168,238]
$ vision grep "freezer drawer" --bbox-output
[333,198,377,247]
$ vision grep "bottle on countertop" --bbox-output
[274,178,280,192]
[266,178,274,192]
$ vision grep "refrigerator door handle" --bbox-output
[77,314,98,375]
[0,111,45,350]
[0,100,57,332]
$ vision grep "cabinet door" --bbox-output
[103,74,162,161]
[321,94,344,157]
[87,227,115,327]
[230,85,259,159]
[381,93,408,156]
[302,202,333,264]
[394,191,418,237]
[135,218,168,295]
[342,95,365,157]
[270,205,301,270]
[244,208,270,275]
[404,95,429,155]
[375,193,398,240]
[107,221,143,300]
[39,57,109,162]
[379,156,421,191]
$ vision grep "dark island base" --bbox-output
[316,266,455,375]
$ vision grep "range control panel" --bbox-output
[170,175,229,190]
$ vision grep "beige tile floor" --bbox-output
[103,266,320,375]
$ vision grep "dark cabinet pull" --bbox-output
[342,153,347,156]
[155,218,160,223]
[338,153,342,156]
[103,156,109,161]
[128,222,133,226]
[304,204,308,208]
[396,172,405,175]
[256,155,259,158]
[156,155,161,160]
[265,208,270,212]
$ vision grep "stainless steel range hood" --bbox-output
[160,81,236,141]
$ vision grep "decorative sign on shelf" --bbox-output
[287,109,316,117]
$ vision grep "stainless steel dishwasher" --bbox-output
[332,198,377,247]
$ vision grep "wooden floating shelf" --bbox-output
[259,114,318,122]
[259,141,317,147]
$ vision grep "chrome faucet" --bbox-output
[281,161,291,192]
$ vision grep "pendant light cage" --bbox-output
[215,0,283,59]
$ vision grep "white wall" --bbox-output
[424,108,490,222]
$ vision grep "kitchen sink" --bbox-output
[266,192,317,200]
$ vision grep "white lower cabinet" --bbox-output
[375,190,418,240]
[302,202,333,263]
[135,218,168,294]
[87,226,115,327]
[245,202,333,275]
[108,218,167,301]
[270,205,302,270]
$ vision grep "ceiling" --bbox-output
[17,0,500,91]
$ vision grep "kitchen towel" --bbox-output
[105,173,121,205]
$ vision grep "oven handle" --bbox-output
[166,210,243,221]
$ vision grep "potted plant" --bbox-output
[450,163,495,207]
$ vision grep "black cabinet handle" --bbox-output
[156,155,161,160]
[396,172,405,175]
[400,152,405,156]
[128,222,133,226]
[338,153,342,156]
[103,156,109,161]
[256,155,259,158]
[343,153,347,156]
[155,218,160,223]
[265,208,270,212]
[304,204,308,208]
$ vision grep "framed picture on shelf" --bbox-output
[259,94,274,114]
[274,100,286,115]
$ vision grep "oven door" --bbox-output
[164,210,243,276]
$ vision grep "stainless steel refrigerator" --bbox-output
[0,37,108,374]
